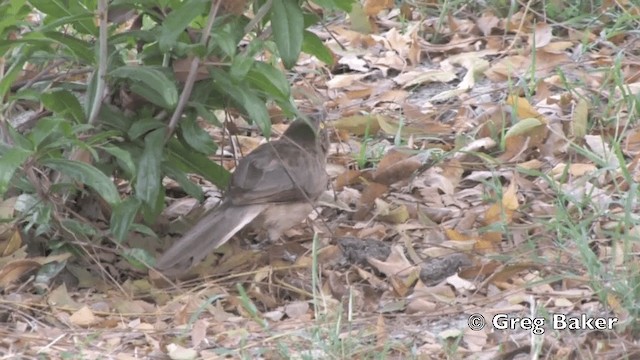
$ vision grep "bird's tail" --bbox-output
[156,201,266,275]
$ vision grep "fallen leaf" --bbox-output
[367,245,419,278]
[571,98,589,139]
[70,306,99,326]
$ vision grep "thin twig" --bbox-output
[243,0,272,35]
[166,0,222,139]
[88,0,109,125]
[16,59,65,91]
[10,68,93,92]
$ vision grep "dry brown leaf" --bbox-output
[374,314,387,347]
[606,293,626,318]
[541,41,574,53]
[338,54,369,72]
[0,197,17,221]
[463,326,488,352]
[335,169,362,190]
[407,24,421,66]
[373,153,421,185]
[530,22,553,48]
[475,105,511,138]
[234,135,264,155]
[377,148,410,171]
[0,229,22,257]
[167,344,198,360]
[421,35,478,53]
[333,115,381,135]
[70,306,100,327]
[389,274,411,296]
[378,204,410,224]
[221,0,247,15]
[476,12,500,36]
[363,0,393,16]
[517,159,544,170]
[489,263,540,284]
[354,266,388,289]
[367,245,419,278]
[345,87,374,100]
[585,134,620,168]
[412,282,456,302]
[172,56,213,83]
[445,228,473,241]
[458,260,501,279]
[48,284,81,309]
[284,301,310,319]
[484,181,519,225]
[393,69,457,88]
[373,89,410,105]
[441,159,464,188]
[191,319,208,348]
[354,182,388,220]
[551,163,597,177]
[377,115,451,137]
[327,73,371,89]
[485,55,530,81]
[506,96,543,120]
[474,235,501,252]
[501,118,548,162]
[624,129,640,155]
[0,259,39,287]
[406,298,437,313]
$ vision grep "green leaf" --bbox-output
[0,52,27,100]
[100,145,136,175]
[209,67,271,137]
[110,66,178,109]
[130,223,157,237]
[60,218,98,237]
[5,124,32,151]
[230,54,255,81]
[41,158,120,205]
[167,140,229,188]
[110,198,142,242]
[96,104,131,133]
[247,61,291,100]
[0,147,32,198]
[312,0,354,11]
[245,61,296,114]
[135,128,165,207]
[110,30,157,46]
[41,89,85,123]
[30,117,74,148]
[212,24,240,57]
[39,13,96,33]
[302,30,334,65]
[29,0,96,35]
[43,32,96,64]
[129,118,164,140]
[159,0,208,51]
[0,0,29,36]
[163,163,204,201]
[179,115,217,154]
[141,184,165,224]
[271,0,304,69]
[349,2,372,34]
[191,102,222,126]
[122,247,155,269]
[505,118,544,138]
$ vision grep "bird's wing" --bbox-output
[229,140,326,205]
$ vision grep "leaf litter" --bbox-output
[3,1,640,359]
